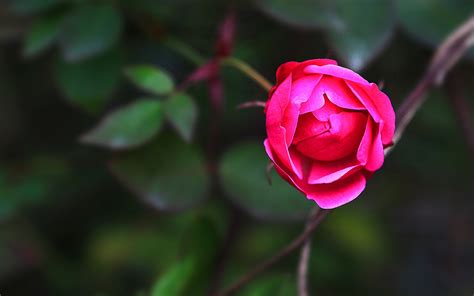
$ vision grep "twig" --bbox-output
[297,207,319,296]
[445,73,474,158]
[297,240,311,296]
[209,208,242,295]
[222,57,273,91]
[393,16,474,147]
[217,209,329,296]
[236,100,267,109]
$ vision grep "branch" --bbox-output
[217,208,329,296]
[222,57,273,92]
[297,208,319,296]
[393,16,474,147]
[445,74,474,158]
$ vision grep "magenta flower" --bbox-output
[264,59,395,209]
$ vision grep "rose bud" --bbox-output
[264,59,395,209]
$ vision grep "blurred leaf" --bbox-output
[164,93,197,142]
[324,207,387,261]
[125,65,175,96]
[87,224,180,274]
[397,0,474,59]
[10,0,64,14]
[219,142,311,221]
[23,13,64,57]
[258,0,394,70]
[109,136,209,210]
[60,4,123,61]
[151,255,196,296]
[0,155,70,221]
[80,100,164,150]
[151,216,221,296]
[54,49,122,113]
[256,0,332,29]
[237,273,295,296]
[327,0,394,70]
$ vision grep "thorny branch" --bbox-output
[393,16,474,147]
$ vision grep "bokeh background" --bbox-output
[1,0,473,295]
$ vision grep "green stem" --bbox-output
[222,57,273,92]
[163,37,206,66]
[163,38,272,92]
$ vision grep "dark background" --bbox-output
[0,0,473,295]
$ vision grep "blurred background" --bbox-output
[0,0,473,295]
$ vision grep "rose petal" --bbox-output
[312,96,341,121]
[275,61,299,84]
[302,77,365,113]
[308,156,361,184]
[346,81,395,145]
[293,113,329,145]
[357,118,384,171]
[306,172,367,209]
[266,75,303,178]
[274,59,338,83]
[265,139,366,209]
[304,64,370,85]
[295,111,367,161]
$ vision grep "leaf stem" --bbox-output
[222,57,273,92]
[162,37,206,66]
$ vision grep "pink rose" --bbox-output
[264,59,395,209]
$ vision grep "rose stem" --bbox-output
[216,209,330,296]
[297,207,319,296]
[392,16,474,149]
[222,57,273,92]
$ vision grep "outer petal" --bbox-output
[266,75,303,178]
[346,81,395,146]
[265,140,366,209]
[304,64,370,85]
[306,172,367,209]
[308,156,361,184]
[357,118,384,171]
[275,59,337,84]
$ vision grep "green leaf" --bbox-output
[256,0,333,29]
[219,142,311,221]
[109,136,209,210]
[23,13,64,57]
[80,100,164,150]
[10,0,64,14]
[125,65,175,96]
[327,0,394,70]
[151,216,221,296]
[54,49,122,113]
[237,273,295,296]
[397,0,474,59]
[164,93,197,142]
[151,256,197,296]
[60,4,123,61]
[257,0,395,70]
[324,207,388,262]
